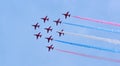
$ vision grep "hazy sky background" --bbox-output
[0,0,120,66]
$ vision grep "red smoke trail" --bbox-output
[55,48,120,63]
[72,16,120,27]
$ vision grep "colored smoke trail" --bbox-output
[54,40,120,53]
[63,22,120,34]
[64,31,120,45]
[72,16,120,27]
[55,48,120,63]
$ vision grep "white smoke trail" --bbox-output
[64,31,120,45]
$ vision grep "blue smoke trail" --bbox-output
[63,22,120,34]
[54,40,120,53]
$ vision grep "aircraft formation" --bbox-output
[32,11,70,51]
[31,11,120,63]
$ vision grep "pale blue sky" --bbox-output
[0,0,120,66]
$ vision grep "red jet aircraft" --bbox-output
[45,36,53,43]
[46,44,54,51]
[41,16,49,23]
[34,32,42,39]
[44,26,52,33]
[32,23,40,30]
[53,18,62,26]
[57,29,64,37]
[62,11,70,19]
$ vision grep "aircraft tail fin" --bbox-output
[52,47,54,50]
[50,29,52,31]
[38,25,40,28]
[60,21,62,24]
[63,33,64,35]
[47,18,49,21]
[51,38,53,41]
[69,14,71,17]
[40,35,42,37]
